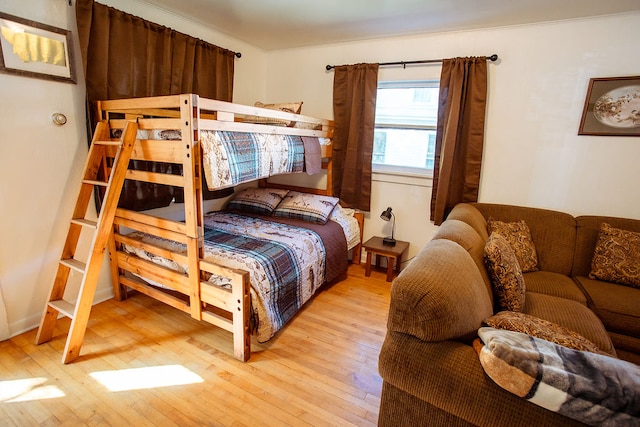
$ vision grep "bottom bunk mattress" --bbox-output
[121,211,349,342]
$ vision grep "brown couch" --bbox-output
[378,203,640,426]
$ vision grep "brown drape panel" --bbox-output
[331,63,378,212]
[430,57,488,225]
[76,0,235,210]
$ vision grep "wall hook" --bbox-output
[52,113,68,126]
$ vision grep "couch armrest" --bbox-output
[388,239,492,342]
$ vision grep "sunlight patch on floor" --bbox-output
[0,378,65,402]
[90,364,204,392]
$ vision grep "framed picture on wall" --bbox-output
[578,76,640,136]
[0,12,76,84]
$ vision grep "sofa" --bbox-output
[378,203,640,426]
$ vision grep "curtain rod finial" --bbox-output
[489,54,498,61]
[326,65,334,71]
[235,52,242,58]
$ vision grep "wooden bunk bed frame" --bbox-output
[95,94,361,362]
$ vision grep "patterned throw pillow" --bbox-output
[483,311,604,354]
[487,218,539,272]
[244,101,303,127]
[589,223,640,288]
[272,191,339,224]
[226,188,289,215]
[484,233,526,312]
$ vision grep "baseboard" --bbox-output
[7,286,114,339]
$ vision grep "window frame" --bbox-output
[373,80,439,178]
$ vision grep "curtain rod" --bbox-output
[325,54,498,71]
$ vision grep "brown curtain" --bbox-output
[430,57,488,225]
[331,63,379,211]
[76,0,235,210]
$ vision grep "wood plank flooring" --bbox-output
[0,263,391,426]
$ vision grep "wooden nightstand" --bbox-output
[362,236,409,282]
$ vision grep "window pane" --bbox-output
[375,87,439,127]
[373,82,439,174]
[373,129,436,169]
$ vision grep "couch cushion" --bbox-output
[589,223,640,288]
[574,215,640,277]
[433,219,493,306]
[472,203,576,275]
[608,333,640,363]
[574,276,640,340]
[523,271,587,304]
[523,292,616,356]
[484,234,526,312]
[447,203,489,241]
[487,218,539,272]
[388,239,493,342]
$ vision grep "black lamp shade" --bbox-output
[380,207,396,245]
[380,207,393,221]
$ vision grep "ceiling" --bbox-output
[139,0,640,50]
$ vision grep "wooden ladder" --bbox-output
[36,121,138,364]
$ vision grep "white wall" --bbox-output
[0,0,90,337]
[0,0,266,338]
[264,12,640,262]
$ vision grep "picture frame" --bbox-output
[578,76,640,136]
[0,12,76,84]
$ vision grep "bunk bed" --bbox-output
[96,94,363,362]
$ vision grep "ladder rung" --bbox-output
[71,218,98,229]
[48,299,76,319]
[83,179,108,187]
[60,258,87,273]
[94,140,122,146]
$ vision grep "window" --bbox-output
[373,81,439,176]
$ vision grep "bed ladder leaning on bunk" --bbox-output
[35,94,360,364]
[35,120,138,364]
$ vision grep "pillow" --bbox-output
[226,187,289,215]
[483,311,604,354]
[244,101,303,127]
[487,218,539,272]
[272,191,339,224]
[484,233,526,312]
[589,223,640,288]
[475,327,640,426]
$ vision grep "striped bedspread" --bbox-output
[200,130,305,189]
[203,226,301,336]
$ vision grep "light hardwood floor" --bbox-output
[0,263,391,426]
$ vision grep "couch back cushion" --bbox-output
[446,203,489,241]
[574,215,640,277]
[388,239,494,342]
[433,219,494,308]
[472,203,576,276]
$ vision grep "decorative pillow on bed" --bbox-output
[272,191,339,224]
[475,327,640,426]
[226,187,290,215]
[487,218,539,272]
[244,101,303,127]
[483,311,604,354]
[589,222,640,288]
[484,233,526,312]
